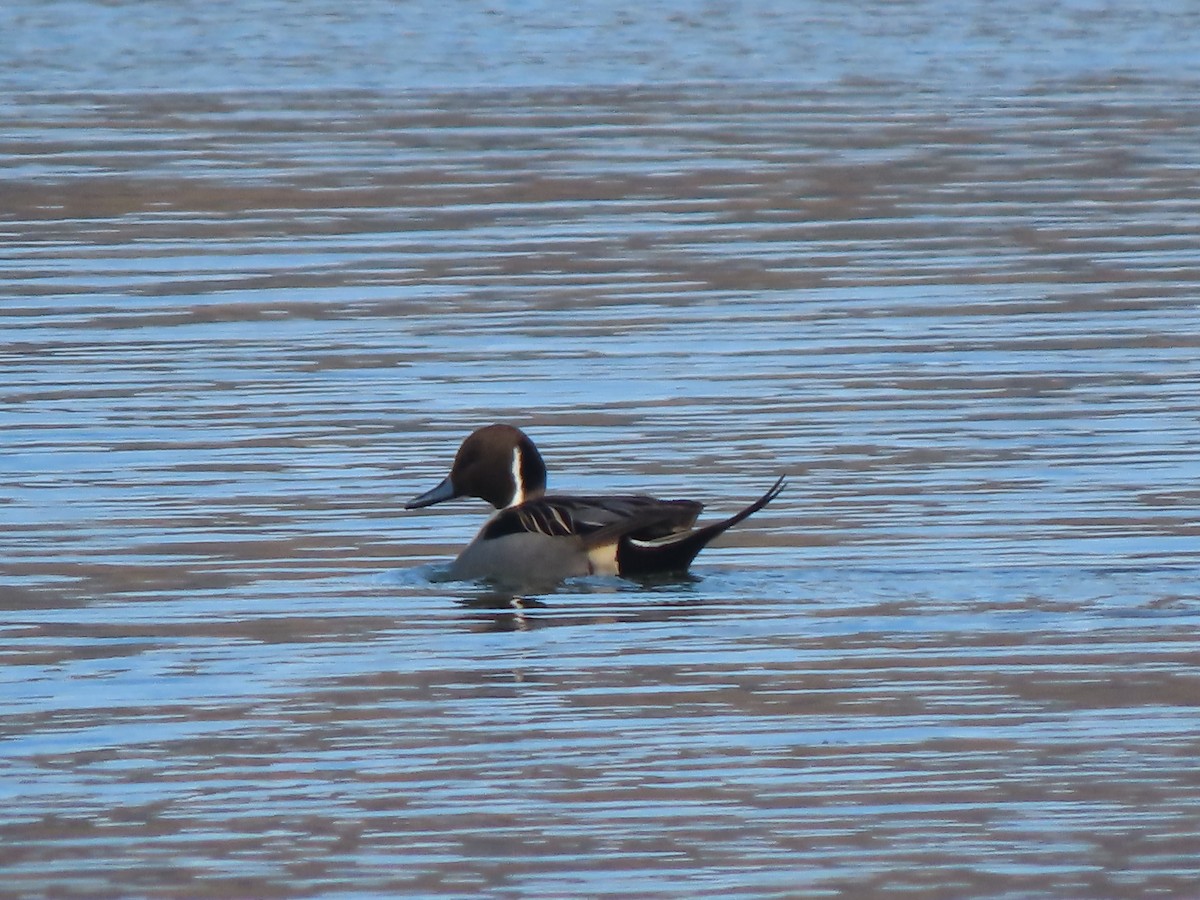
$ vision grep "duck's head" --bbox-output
[406,424,547,511]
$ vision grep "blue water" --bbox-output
[3,0,1198,94]
[3,2,1200,897]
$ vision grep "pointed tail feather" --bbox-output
[617,476,786,576]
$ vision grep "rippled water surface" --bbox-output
[4,2,1200,897]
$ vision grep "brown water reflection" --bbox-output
[4,49,1200,900]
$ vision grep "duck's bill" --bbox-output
[406,476,458,509]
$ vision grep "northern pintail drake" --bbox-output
[406,424,785,587]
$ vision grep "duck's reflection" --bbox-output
[453,572,705,632]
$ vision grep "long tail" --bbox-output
[617,476,786,576]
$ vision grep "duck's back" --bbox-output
[484,494,703,542]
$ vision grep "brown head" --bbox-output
[406,424,547,510]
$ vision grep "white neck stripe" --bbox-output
[509,445,525,507]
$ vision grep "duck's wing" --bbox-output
[481,495,703,545]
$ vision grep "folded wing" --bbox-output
[482,494,702,544]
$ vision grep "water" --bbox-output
[3,2,1200,897]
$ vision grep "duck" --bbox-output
[406,424,784,587]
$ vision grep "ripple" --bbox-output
[4,51,1200,900]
